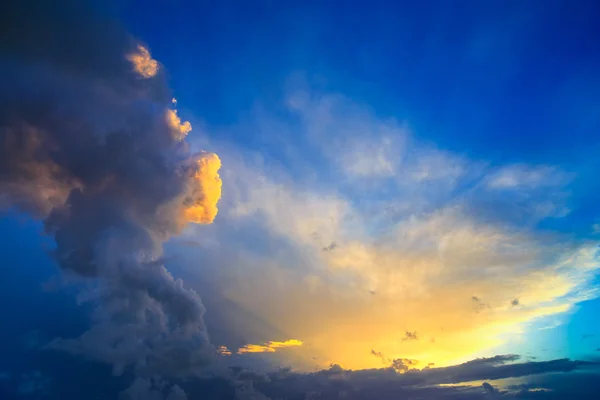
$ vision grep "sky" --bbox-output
[1,0,600,399]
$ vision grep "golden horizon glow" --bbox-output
[237,339,304,354]
[215,173,600,372]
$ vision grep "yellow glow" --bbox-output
[184,153,222,224]
[237,339,303,354]
[126,45,159,78]
[217,199,600,371]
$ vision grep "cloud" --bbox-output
[482,382,501,397]
[391,358,419,373]
[485,164,570,190]
[218,346,233,356]
[121,377,189,400]
[204,181,599,369]
[322,242,337,252]
[237,339,303,354]
[127,45,159,78]
[165,109,193,141]
[401,331,419,343]
[0,0,221,381]
[371,349,388,364]
[235,356,598,400]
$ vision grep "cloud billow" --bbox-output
[0,0,221,382]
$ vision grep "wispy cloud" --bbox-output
[181,86,599,372]
[486,164,571,190]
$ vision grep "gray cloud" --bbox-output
[401,331,419,342]
[0,0,219,380]
[322,242,337,252]
[244,356,598,400]
[391,358,419,374]
[482,382,502,398]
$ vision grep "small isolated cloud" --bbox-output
[127,44,159,78]
[322,242,337,252]
[472,296,491,313]
[339,137,396,178]
[391,358,419,373]
[463,354,521,367]
[183,153,223,224]
[371,349,388,364]
[401,331,419,342]
[237,339,303,354]
[511,298,520,307]
[593,224,600,234]
[217,346,233,356]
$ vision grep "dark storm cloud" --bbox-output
[0,0,221,381]
[242,357,599,400]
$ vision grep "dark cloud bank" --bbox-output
[1,0,600,399]
[1,0,220,394]
[3,352,597,399]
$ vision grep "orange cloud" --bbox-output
[184,153,222,224]
[237,339,303,354]
[126,45,158,78]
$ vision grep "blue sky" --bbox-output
[2,0,600,399]
[120,0,600,233]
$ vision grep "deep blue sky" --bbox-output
[116,0,600,235]
[118,0,600,162]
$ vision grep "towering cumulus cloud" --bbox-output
[0,0,221,379]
